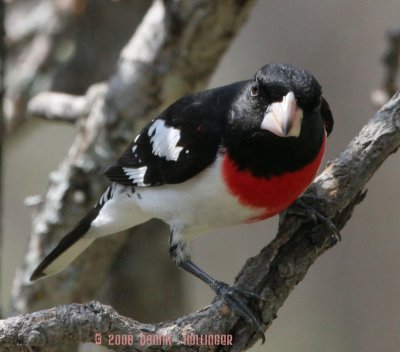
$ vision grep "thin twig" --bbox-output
[372,27,400,107]
[27,92,87,122]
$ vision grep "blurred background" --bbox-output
[2,1,400,351]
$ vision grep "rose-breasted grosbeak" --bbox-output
[30,63,333,336]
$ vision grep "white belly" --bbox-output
[89,156,264,240]
[135,156,264,238]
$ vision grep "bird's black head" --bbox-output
[256,63,322,106]
[225,63,333,177]
[231,63,332,138]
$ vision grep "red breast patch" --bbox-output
[222,135,326,221]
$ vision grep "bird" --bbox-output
[30,63,333,336]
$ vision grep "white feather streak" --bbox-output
[148,120,183,161]
[123,166,148,186]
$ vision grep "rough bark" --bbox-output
[1,89,399,351]
[12,0,256,322]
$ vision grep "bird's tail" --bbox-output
[30,207,100,281]
[30,183,150,281]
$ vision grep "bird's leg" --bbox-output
[169,235,265,342]
[179,260,265,342]
[288,195,341,241]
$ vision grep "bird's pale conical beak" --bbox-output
[261,91,303,137]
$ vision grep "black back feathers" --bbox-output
[105,82,245,187]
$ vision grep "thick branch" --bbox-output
[2,92,400,350]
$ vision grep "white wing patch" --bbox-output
[148,120,184,161]
[123,166,148,186]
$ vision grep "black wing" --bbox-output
[105,81,247,187]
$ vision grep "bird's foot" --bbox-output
[178,259,266,343]
[211,280,266,344]
[289,195,341,242]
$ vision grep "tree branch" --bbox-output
[5,0,150,134]
[372,27,400,107]
[2,88,400,350]
[27,92,87,122]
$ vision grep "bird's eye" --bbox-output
[250,85,259,97]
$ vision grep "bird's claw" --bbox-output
[289,196,341,242]
[227,285,266,302]
[212,281,266,344]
